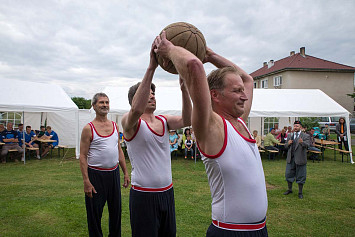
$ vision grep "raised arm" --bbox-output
[204,48,254,121]
[121,42,158,138]
[163,76,192,130]
[154,32,223,155]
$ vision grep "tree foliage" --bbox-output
[71,97,91,109]
[299,117,320,130]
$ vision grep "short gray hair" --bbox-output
[92,92,109,106]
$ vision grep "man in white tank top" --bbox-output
[121,42,192,237]
[154,32,268,236]
[79,93,129,237]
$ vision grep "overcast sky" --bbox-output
[1,0,354,99]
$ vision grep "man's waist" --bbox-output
[88,163,119,171]
[212,217,266,231]
[131,182,173,192]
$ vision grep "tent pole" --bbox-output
[345,116,353,164]
[23,111,26,165]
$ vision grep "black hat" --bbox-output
[294,120,302,125]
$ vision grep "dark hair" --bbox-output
[40,125,45,129]
[339,117,345,124]
[46,126,51,130]
[184,128,191,136]
[207,66,240,91]
[26,126,31,129]
[92,92,109,106]
[18,123,23,126]
[128,82,156,106]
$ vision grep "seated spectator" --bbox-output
[41,126,59,157]
[1,122,24,163]
[276,129,288,156]
[184,135,194,159]
[264,128,280,160]
[274,123,281,137]
[169,130,179,153]
[24,126,40,159]
[322,124,330,140]
[252,130,262,149]
[308,128,321,161]
[181,128,191,149]
[17,123,24,147]
[37,126,46,138]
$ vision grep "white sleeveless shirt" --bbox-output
[125,115,172,190]
[200,117,268,224]
[87,121,119,169]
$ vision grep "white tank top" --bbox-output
[200,117,268,224]
[125,115,172,190]
[87,121,119,169]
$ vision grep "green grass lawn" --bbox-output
[0,149,354,236]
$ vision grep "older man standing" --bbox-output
[80,93,129,237]
[154,32,268,236]
[121,42,192,237]
[1,122,24,163]
[284,121,310,199]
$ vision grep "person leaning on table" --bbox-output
[41,126,59,157]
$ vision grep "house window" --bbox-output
[264,117,279,135]
[273,76,282,87]
[0,112,22,128]
[253,81,257,88]
[261,79,268,89]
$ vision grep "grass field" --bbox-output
[0,148,354,236]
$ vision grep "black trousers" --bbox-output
[129,187,176,237]
[338,136,349,151]
[206,223,268,237]
[85,167,121,237]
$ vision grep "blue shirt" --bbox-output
[45,130,59,147]
[1,130,18,144]
[18,130,25,146]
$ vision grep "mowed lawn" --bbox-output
[0,148,354,237]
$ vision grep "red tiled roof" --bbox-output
[250,53,355,79]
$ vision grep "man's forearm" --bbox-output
[79,156,90,182]
[181,87,192,127]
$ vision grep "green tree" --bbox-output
[71,97,91,109]
[299,117,320,131]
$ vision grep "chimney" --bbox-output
[290,51,295,56]
[300,47,305,56]
[263,62,267,67]
[268,60,274,69]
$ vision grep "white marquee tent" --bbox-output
[102,87,353,163]
[0,78,79,160]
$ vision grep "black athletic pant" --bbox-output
[85,167,121,237]
[129,187,176,237]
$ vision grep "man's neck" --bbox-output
[141,112,155,123]
[95,114,108,123]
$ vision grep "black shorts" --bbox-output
[129,187,176,237]
[206,220,268,237]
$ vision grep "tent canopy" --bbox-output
[0,78,79,151]
[0,78,78,112]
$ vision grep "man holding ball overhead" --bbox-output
[154,31,268,236]
[121,41,192,237]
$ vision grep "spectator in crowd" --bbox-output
[264,128,280,159]
[276,128,288,156]
[1,122,24,163]
[184,135,194,159]
[253,130,262,149]
[41,126,59,157]
[308,128,321,161]
[37,126,46,138]
[322,123,330,140]
[17,124,25,147]
[0,123,5,151]
[274,123,281,137]
[24,125,40,159]
[169,130,179,153]
[286,126,293,137]
[336,117,349,151]
[181,128,191,150]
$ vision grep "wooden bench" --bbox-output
[26,147,39,160]
[53,145,68,158]
[265,149,279,160]
[6,149,19,162]
[334,149,351,163]
[308,150,323,162]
